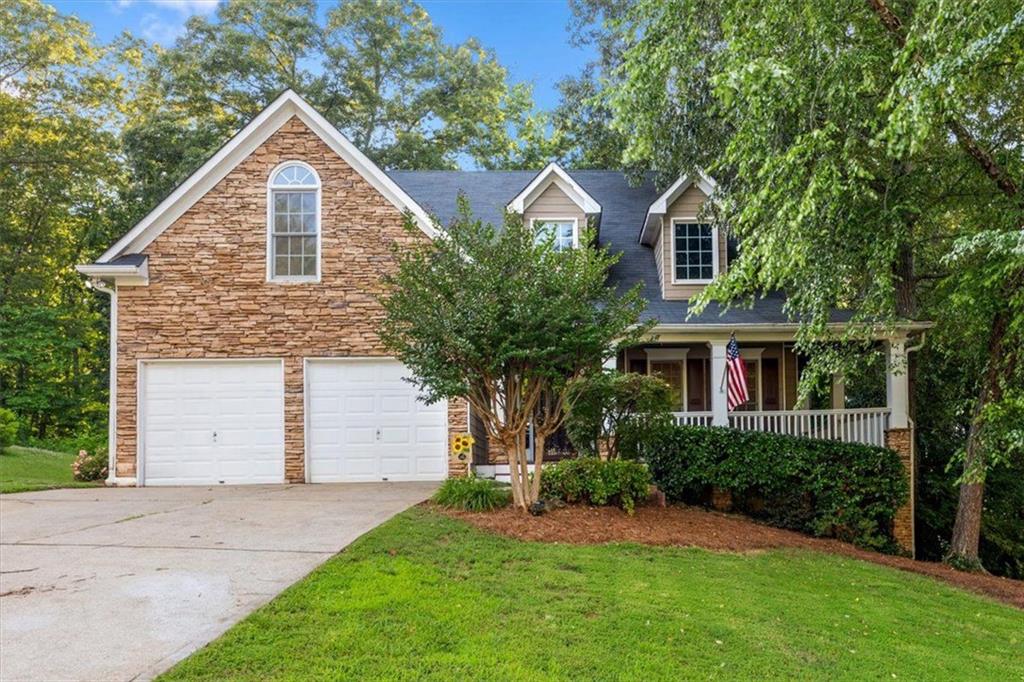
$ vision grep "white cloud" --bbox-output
[151,0,219,15]
[140,13,186,45]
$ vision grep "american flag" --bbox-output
[726,333,749,411]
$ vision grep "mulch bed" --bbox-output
[439,503,1024,610]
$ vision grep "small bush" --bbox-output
[645,425,909,551]
[541,457,652,513]
[0,408,18,449]
[72,448,108,482]
[433,475,510,511]
[564,370,674,460]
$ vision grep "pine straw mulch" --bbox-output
[437,503,1024,610]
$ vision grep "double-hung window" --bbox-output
[268,162,320,281]
[533,219,578,252]
[673,222,716,282]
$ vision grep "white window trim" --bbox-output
[266,160,322,284]
[530,217,580,250]
[670,218,720,285]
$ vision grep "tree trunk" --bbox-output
[530,432,546,502]
[947,305,1011,568]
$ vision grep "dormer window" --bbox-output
[673,221,717,283]
[268,161,320,282]
[533,218,578,252]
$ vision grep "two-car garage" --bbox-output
[138,359,447,486]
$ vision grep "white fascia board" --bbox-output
[506,162,601,215]
[76,261,149,286]
[97,90,436,263]
[639,171,719,245]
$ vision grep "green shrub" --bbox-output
[541,457,652,513]
[564,370,674,460]
[433,475,510,511]
[0,408,18,449]
[72,448,108,482]
[645,425,909,551]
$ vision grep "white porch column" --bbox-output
[831,373,846,409]
[710,340,729,426]
[885,339,909,429]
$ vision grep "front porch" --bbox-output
[615,333,915,450]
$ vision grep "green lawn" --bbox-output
[0,445,101,494]
[162,507,1023,681]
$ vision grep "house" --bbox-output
[77,90,925,549]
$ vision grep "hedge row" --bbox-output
[645,425,909,551]
[541,457,651,513]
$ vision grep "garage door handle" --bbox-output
[375,428,381,441]
[212,430,218,443]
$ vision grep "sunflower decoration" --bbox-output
[450,433,475,461]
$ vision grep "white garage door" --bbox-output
[141,360,285,486]
[306,360,447,482]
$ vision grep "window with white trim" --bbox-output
[533,219,577,252]
[673,222,715,282]
[269,162,319,281]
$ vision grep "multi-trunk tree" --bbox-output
[379,202,649,510]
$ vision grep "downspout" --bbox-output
[86,278,117,485]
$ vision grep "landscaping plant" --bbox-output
[564,370,674,460]
[380,200,649,510]
[72,448,107,482]
[0,408,19,450]
[541,457,651,513]
[433,475,510,512]
[645,425,908,551]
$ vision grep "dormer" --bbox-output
[507,163,601,249]
[639,173,724,300]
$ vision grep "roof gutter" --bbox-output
[75,261,149,286]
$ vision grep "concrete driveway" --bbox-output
[0,483,436,681]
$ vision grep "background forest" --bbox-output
[1,0,1020,576]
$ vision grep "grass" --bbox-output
[0,445,101,494]
[161,507,1023,681]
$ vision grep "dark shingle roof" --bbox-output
[388,169,846,326]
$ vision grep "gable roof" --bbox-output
[639,172,718,245]
[505,162,602,215]
[96,90,436,263]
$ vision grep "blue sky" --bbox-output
[51,0,595,110]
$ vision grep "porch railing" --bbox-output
[671,408,891,448]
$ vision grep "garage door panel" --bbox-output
[307,360,446,482]
[142,361,285,486]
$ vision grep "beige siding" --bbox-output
[523,183,586,231]
[661,185,727,300]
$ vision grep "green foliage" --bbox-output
[645,426,908,551]
[564,370,674,459]
[129,0,537,188]
[1,0,127,441]
[541,457,651,513]
[432,475,510,512]
[585,0,1024,566]
[379,200,649,507]
[0,408,19,449]
[71,447,107,482]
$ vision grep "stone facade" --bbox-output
[885,427,915,555]
[115,116,464,482]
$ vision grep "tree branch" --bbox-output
[866,0,1021,203]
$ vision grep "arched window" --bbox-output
[268,162,320,281]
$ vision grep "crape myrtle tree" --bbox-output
[589,0,1023,570]
[379,199,650,510]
